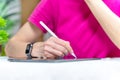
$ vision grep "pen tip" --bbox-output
[71,52,77,59]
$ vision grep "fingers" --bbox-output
[44,51,56,59]
[44,45,65,57]
[31,37,73,60]
[43,37,73,58]
[44,41,68,55]
[49,37,73,53]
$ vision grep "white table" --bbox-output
[0,57,120,80]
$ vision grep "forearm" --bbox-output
[85,0,120,49]
[5,38,28,58]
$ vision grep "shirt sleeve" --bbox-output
[28,0,54,33]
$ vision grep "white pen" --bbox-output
[40,21,77,59]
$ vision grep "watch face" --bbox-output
[25,43,33,59]
[25,44,31,54]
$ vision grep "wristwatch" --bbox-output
[25,43,34,59]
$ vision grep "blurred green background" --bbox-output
[0,0,21,56]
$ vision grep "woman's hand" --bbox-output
[31,37,73,59]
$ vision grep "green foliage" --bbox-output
[0,17,8,45]
[0,0,20,44]
[0,30,8,44]
[0,0,20,37]
[0,17,6,28]
[1,46,5,56]
[0,0,20,56]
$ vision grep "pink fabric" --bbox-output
[28,0,120,59]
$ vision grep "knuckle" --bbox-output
[63,43,66,46]
[49,36,58,42]
[66,41,70,45]
[44,46,48,51]
[49,37,54,40]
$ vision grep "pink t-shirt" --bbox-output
[28,0,120,59]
